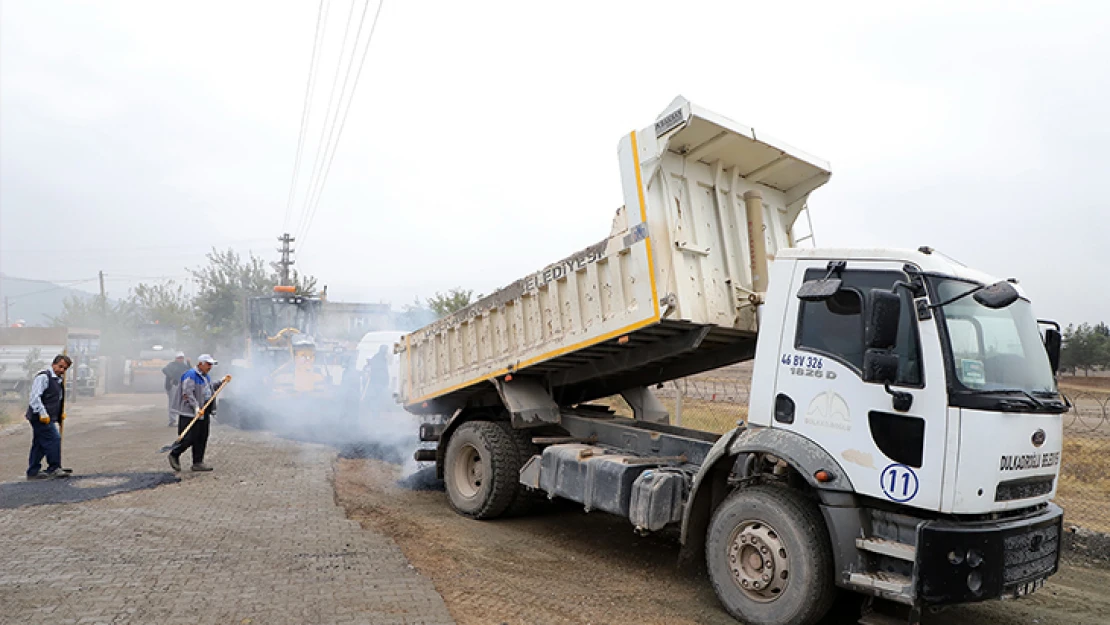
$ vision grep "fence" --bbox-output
[656,375,750,433]
[1057,388,1110,533]
[604,368,1110,535]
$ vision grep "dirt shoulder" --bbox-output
[335,458,1110,625]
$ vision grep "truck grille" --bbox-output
[1002,522,1059,584]
[995,476,1055,502]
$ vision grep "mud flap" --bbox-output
[493,377,560,428]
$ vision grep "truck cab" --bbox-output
[735,247,1065,618]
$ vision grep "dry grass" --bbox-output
[1057,432,1110,534]
[1060,375,1110,395]
[660,396,746,433]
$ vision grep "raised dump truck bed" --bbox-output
[399,97,831,414]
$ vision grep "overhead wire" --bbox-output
[281,0,329,233]
[103,275,191,281]
[293,0,360,241]
[5,274,191,303]
[297,0,386,255]
[296,0,377,242]
[6,278,99,301]
[0,238,272,255]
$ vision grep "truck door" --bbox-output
[772,261,949,512]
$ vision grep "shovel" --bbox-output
[158,375,231,453]
[58,419,72,474]
[59,369,72,474]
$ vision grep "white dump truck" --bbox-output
[397,97,1066,625]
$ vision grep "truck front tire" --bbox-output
[444,421,520,519]
[706,485,836,625]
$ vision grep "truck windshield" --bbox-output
[932,279,1060,409]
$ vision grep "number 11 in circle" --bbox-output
[880,464,919,503]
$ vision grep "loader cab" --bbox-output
[245,288,328,393]
[248,292,321,346]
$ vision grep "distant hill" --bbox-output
[0,274,99,327]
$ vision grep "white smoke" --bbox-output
[211,333,441,487]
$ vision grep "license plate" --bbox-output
[1013,577,1046,598]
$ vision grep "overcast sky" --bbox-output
[1,0,1107,326]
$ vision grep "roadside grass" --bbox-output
[1057,432,1110,534]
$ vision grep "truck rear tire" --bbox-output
[444,421,520,519]
[706,484,836,625]
[498,422,545,517]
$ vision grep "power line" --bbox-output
[1,238,272,255]
[296,0,376,241]
[282,0,329,233]
[6,278,99,301]
[6,277,99,286]
[5,275,190,301]
[103,275,191,281]
[293,0,360,240]
[298,0,386,255]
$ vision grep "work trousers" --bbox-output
[27,419,62,476]
[172,415,210,465]
[166,389,176,425]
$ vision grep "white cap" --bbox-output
[198,354,218,365]
[175,351,186,359]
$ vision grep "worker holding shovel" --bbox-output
[167,354,225,472]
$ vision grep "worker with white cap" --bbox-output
[168,354,222,472]
[161,351,190,427]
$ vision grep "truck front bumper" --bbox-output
[915,503,1063,605]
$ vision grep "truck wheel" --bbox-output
[706,485,835,625]
[497,422,545,517]
[444,421,519,519]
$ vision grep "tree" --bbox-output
[130,281,196,329]
[188,248,318,356]
[395,298,437,330]
[427,288,480,318]
[1060,323,1110,376]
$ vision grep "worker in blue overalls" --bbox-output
[26,354,73,479]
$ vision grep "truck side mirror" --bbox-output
[973,280,1020,309]
[863,349,899,384]
[866,290,901,350]
[797,277,843,302]
[1044,328,1062,374]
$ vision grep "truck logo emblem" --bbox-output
[804,391,851,431]
[1031,429,1046,447]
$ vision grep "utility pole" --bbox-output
[3,296,9,327]
[277,233,296,287]
[99,270,106,316]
